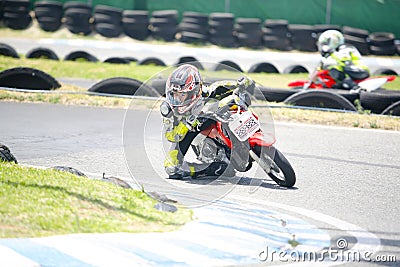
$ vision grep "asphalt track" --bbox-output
[0,101,399,266]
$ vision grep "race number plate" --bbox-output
[228,111,260,142]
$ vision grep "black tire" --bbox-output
[342,26,369,39]
[373,68,398,76]
[263,34,292,51]
[248,62,279,73]
[381,100,400,116]
[0,42,19,58]
[63,2,92,11]
[88,77,156,96]
[343,34,369,55]
[257,86,297,102]
[103,57,130,64]
[360,89,400,114]
[26,47,59,60]
[369,45,396,56]
[94,23,122,38]
[37,16,62,32]
[283,65,308,74]
[178,31,208,44]
[369,32,395,47]
[175,56,204,70]
[252,145,295,188]
[137,57,166,66]
[3,11,32,30]
[214,60,243,72]
[284,89,357,111]
[64,51,98,62]
[263,19,288,29]
[0,143,17,163]
[0,67,61,90]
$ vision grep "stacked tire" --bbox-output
[288,24,317,52]
[3,0,32,30]
[93,5,123,38]
[262,19,291,51]
[209,12,236,47]
[342,26,370,55]
[177,11,209,44]
[122,10,150,40]
[368,32,397,56]
[63,2,92,35]
[234,18,262,48]
[34,1,63,32]
[149,10,178,41]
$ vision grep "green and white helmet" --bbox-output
[317,30,344,55]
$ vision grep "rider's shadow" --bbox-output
[180,175,298,191]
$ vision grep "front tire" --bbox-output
[253,146,296,188]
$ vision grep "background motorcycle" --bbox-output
[288,64,396,93]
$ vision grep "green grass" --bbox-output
[0,162,192,238]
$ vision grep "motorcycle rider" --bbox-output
[317,30,370,89]
[160,64,254,179]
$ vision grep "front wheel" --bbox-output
[252,146,296,188]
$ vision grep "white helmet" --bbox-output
[317,30,344,55]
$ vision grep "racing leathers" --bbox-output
[320,44,370,89]
[162,77,254,179]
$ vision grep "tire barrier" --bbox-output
[248,62,279,73]
[359,88,400,114]
[257,87,298,102]
[283,65,309,74]
[0,143,17,164]
[381,100,400,116]
[213,60,243,72]
[137,57,166,66]
[0,42,19,58]
[122,10,150,41]
[177,11,209,44]
[174,56,204,70]
[368,32,397,56]
[343,26,370,55]
[234,18,263,48]
[88,77,158,96]
[93,5,123,38]
[208,13,236,48]
[63,2,92,36]
[34,1,63,32]
[149,10,178,42]
[3,0,32,30]
[64,51,99,62]
[0,67,61,90]
[262,19,291,51]
[26,47,59,60]
[103,57,131,64]
[284,89,358,111]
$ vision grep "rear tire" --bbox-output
[253,145,296,188]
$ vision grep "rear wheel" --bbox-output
[252,145,296,187]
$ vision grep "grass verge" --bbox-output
[0,162,193,238]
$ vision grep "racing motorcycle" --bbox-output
[288,64,396,93]
[188,90,296,188]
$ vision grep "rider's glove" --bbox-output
[236,76,255,93]
[184,116,201,131]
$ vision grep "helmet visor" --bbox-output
[166,83,200,107]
